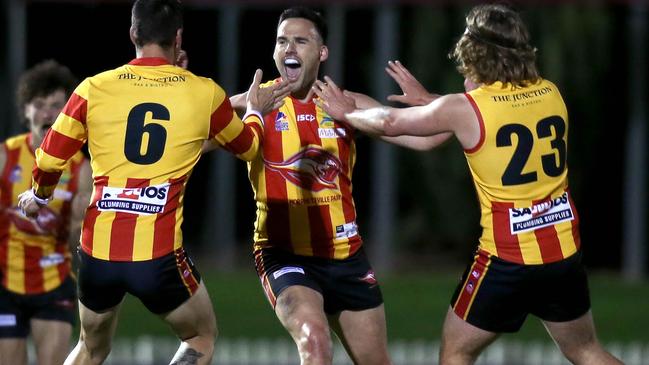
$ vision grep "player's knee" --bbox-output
[559,335,603,363]
[440,341,481,365]
[78,338,111,364]
[295,321,332,361]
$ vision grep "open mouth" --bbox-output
[284,58,302,81]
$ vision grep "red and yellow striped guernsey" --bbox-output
[465,79,580,265]
[1,133,84,294]
[249,80,361,259]
[32,57,263,262]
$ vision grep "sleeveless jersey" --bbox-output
[464,79,580,264]
[0,133,84,294]
[33,58,263,262]
[248,80,361,259]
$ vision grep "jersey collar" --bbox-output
[128,57,171,66]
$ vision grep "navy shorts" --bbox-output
[0,276,76,338]
[77,247,201,314]
[451,249,591,333]
[254,247,383,315]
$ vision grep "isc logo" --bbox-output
[297,114,316,122]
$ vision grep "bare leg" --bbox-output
[329,304,392,365]
[0,338,27,365]
[275,286,333,365]
[439,307,499,365]
[163,281,217,365]
[64,301,121,365]
[543,310,623,365]
[31,319,73,365]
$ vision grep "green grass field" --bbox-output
[111,270,649,343]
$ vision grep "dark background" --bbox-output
[2,0,647,273]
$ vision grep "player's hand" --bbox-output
[385,60,437,106]
[246,69,291,115]
[17,190,44,218]
[312,76,356,122]
[175,49,189,69]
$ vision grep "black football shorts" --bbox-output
[254,247,383,314]
[451,249,590,333]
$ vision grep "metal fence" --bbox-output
[78,337,649,365]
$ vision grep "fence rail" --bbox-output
[74,337,649,365]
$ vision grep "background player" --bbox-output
[0,60,91,365]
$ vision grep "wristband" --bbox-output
[243,109,264,126]
[31,189,52,206]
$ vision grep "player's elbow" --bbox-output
[235,137,261,162]
[383,117,402,137]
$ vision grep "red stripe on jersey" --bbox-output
[62,93,88,124]
[109,178,149,260]
[335,124,361,255]
[56,160,81,246]
[248,121,263,142]
[209,98,235,138]
[33,167,62,188]
[308,205,334,258]
[295,101,333,256]
[567,190,581,250]
[491,201,524,263]
[0,146,20,288]
[263,110,292,250]
[152,176,186,258]
[55,243,71,282]
[175,248,199,295]
[40,129,85,161]
[532,196,564,262]
[453,250,490,319]
[24,245,44,294]
[463,93,486,153]
[294,99,319,148]
[82,176,108,255]
[223,126,254,156]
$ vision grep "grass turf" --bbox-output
[111,270,648,343]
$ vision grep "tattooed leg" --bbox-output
[169,343,205,365]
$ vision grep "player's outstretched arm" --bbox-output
[313,76,391,136]
[386,60,438,106]
[316,75,474,140]
[341,90,452,150]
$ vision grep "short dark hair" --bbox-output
[131,0,183,48]
[16,59,77,111]
[450,4,539,87]
[278,6,328,43]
